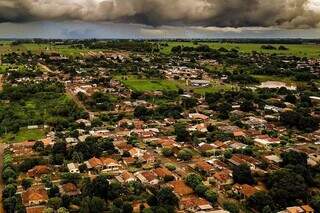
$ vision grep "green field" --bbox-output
[160,41,320,58]
[1,128,46,144]
[193,81,238,95]
[0,43,95,57]
[115,75,180,92]
[115,75,236,94]
[1,41,319,58]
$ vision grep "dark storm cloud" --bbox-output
[0,0,319,28]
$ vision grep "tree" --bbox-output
[92,175,110,198]
[52,142,67,155]
[157,187,179,206]
[280,111,319,132]
[134,106,152,120]
[32,141,45,152]
[247,192,274,212]
[181,97,197,109]
[185,173,203,189]
[57,207,69,213]
[177,149,193,161]
[195,184,208,197]
[232,164,255,184]
[284,94,297,104]
[204,190,217,203]
[223,201,239,213]
[161,148,173,157]
[280,150,308,167]
[311,194,320,212]
[48,197,62,210]
[2,184,17,198]
[240,100,255,112]
[21,178,33,190]
[175,123,190,142]
[4,196,18,213]
[267,169,308,208]
[122,202,133,213]
[80,196,106,213]
[2,167,17,182]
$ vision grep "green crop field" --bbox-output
[160,41,320,58]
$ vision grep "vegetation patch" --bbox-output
[1,128,46,144]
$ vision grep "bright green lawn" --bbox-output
[115,75,180,92]
[1,128,46,144]
[252,75,295,83]
[160,41,320,58]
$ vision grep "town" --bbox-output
[0,39,319,213]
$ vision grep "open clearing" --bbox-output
[1,128,46,144]
[115,75,236,94]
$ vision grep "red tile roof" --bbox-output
[169,180,193,197]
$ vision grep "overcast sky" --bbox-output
[0,0,319,39]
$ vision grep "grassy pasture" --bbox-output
[160,41,320,58]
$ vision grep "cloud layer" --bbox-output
[0,0,319,28]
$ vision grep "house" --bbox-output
[85,157,103,171]
[123,157,136,166]
[169,180,193,198]
[254,135,281,148]
[189,80,211,87]
[116,171,136,183]
[188,123,208,133]
[279,205,314,213]
[154,167,176,180]
[135,171,159,185]
[227,141,247,150]
[65,137,78,145]
[180,197,213,212]
[243,116,267,128]
[194,160,215,176]
[189,113,209,121]
[129,147,144,158]
[140,152,156,164]
[198,143,215,154]
[100,157,122,174]
[132,201,150,213]
[22,186,48,207]
[229,154,261,170]
[233,130,246,137]
[27,165,50,178]
[67,163,80,173]
[232,184,259,199]
[59,183,81,196]
[211,169,233,190]
[41,137,55,146]
[76,119,91,127]
[26,206,46,213]
[114,142,133,155]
